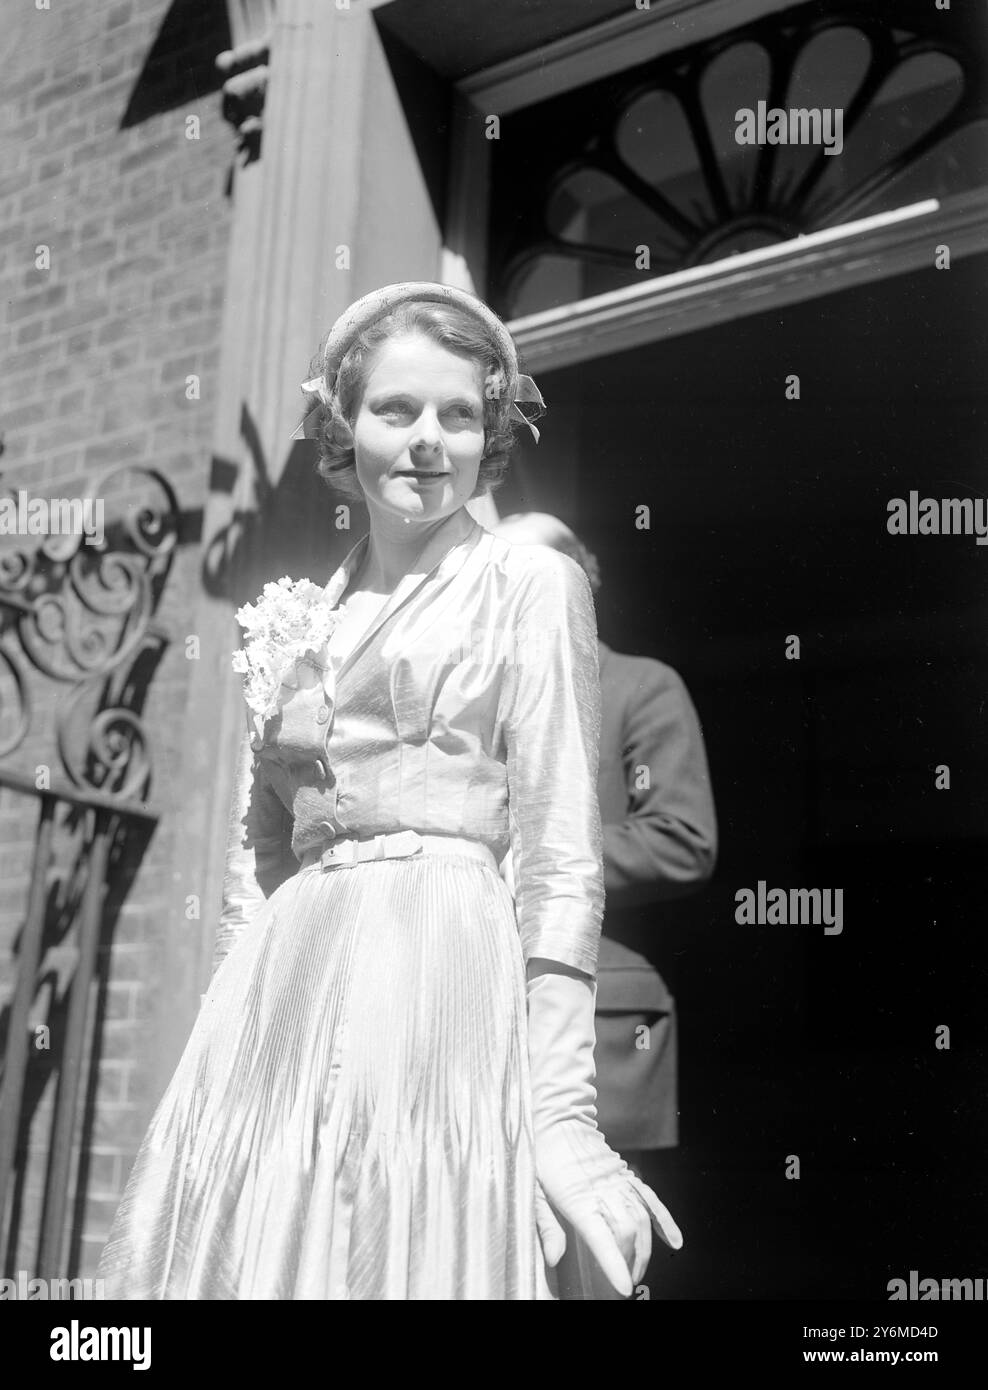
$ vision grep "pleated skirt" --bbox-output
[97,853,545,1300]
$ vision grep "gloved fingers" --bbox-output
[630,1202,652,1286]
[628,1173,684,1251]
[573,1209,635,1298]
[598,1185,652,1287]
[534,1185,567,1268]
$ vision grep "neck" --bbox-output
[360,507,474,592]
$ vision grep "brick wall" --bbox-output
[0,0,233,1278]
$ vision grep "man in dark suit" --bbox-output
[495,514,717,1290]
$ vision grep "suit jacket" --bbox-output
[594,641,716,1150]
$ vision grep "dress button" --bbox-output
[316,704,330,724]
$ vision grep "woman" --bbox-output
[98,282,681,1300]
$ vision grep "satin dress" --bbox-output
[97,515,604,1300]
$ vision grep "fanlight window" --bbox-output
[488,6,988,318]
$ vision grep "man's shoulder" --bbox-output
[600,644,686,698]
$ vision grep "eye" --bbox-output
[444,403,479,422]
[375,397,415,419]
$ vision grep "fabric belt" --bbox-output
[299,830,497,874]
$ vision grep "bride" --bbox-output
[98,282,682,1300]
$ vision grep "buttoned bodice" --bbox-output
[244,517,605,975]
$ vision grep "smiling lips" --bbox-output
[395,469,448,481]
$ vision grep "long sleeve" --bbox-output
[498,552,604,977]
[211,724,296,979]
[602,660,717,909]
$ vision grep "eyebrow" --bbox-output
[366,390,482,407]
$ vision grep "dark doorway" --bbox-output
[499,252,988,1296]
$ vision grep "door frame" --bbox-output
[441,0,988,370]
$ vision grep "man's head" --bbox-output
[494,512,601,593]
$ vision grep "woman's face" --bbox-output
[351,333,486,525]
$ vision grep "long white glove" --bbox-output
[528,968,683,1296]
[212,729,294,981]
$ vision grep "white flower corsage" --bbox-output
[231,577,338,739]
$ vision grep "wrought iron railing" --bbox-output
[0,464,179,1277]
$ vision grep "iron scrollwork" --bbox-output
[0,465,179,804]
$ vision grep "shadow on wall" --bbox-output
[120,0,229,130]
[201,406,360,607]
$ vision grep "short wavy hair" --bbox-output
[302,300,529,504]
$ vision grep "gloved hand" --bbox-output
[212,728,295,980]
[527,967,683,1296]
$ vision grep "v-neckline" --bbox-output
[326,590,390,671]
[322,514,483,684]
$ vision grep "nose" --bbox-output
[410,406,443,456]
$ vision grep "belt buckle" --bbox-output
[320,831,423,869]
[320,840,354,871]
